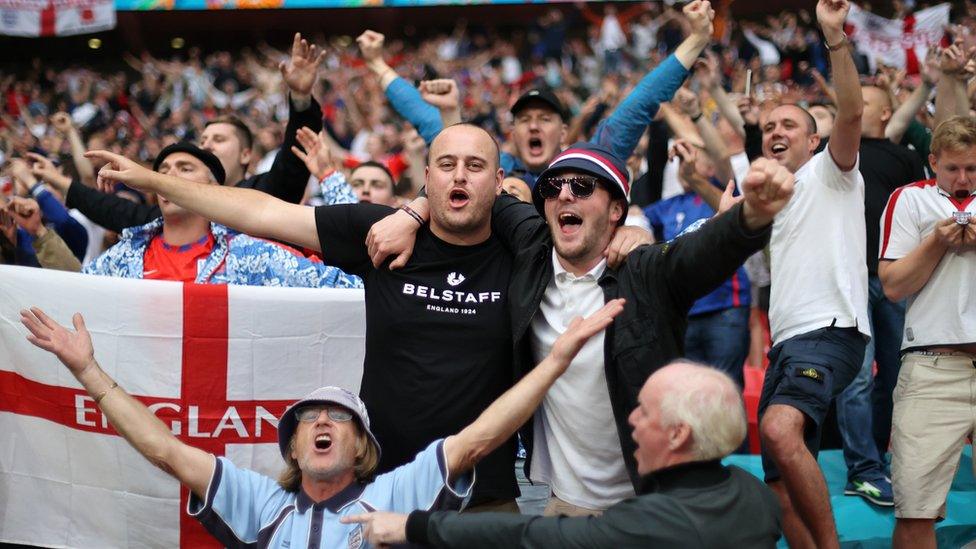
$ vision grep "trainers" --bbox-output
[845,477,894,507]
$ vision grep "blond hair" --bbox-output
[277,423,380,492]
[931,116,976,158]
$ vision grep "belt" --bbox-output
[912,350,976,366]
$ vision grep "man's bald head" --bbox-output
[429,123,501,172]
[861,86,893,138]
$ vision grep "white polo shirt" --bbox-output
[529,252,634,510]
[768,150,872,344]
[879,179,976,349]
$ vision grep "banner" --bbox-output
[114,0,571,10]
[0,265,366,548]
[0,0,115,36]
[846,3,950,75]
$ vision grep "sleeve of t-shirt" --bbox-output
[376,439,474,513]
[817,149,862,192]
[313,203,396,277]
[878,188,919,261]
[187,457,289,546]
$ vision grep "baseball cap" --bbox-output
[276,386,381,461]
[152,142,226,185]
[511,88,568,122]
[533,140,630,206]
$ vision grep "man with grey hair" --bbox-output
[342,361,783,548]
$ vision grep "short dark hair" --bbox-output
[205,115,253,150]
[351,161,396,187]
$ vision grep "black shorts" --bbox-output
[759,325,866,482]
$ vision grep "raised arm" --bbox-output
[886,64,935,144]
[50,112,96,187]
[658,158,791,308]
[20,308,214,498]
[674,87,734,185]
[86,150,320,251]
[247,33,325,204]
[442,299,624,476]
[358,30,444,144]
[591,0,714,161]
[934,40,976,129]
[818,0,862,171]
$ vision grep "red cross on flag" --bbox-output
[0,265,366,547]
[846,3,951,75]
[0,0,115,37]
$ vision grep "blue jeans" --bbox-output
[836,275,906,481]
[685,306,750,388]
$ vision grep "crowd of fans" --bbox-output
[4,0,976,547]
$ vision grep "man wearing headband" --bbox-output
[82,142,361,289]
[19,298,623,547]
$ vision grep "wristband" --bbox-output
[825,35,848,52]
[400,204,424,226]
[93,381,119,405]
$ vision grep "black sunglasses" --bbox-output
[538,175,601,200]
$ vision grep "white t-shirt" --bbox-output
[529,252,634,510]
[879,180,976,349]
[769,150,871,344]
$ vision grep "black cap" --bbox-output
[152,142,226,184]
[511,89,568,122]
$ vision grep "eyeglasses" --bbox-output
[296,405,354,423]
[538,176,601,200]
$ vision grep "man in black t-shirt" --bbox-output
[313,124,518,507]
[835,85,925,507]
[87,123,521,509]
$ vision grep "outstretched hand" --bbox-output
[20,307,95,375]
[340,512,408,546]
[291,127,334,180]
[549,298,625,367]
[85,150,156,193]
[279,33,325,97]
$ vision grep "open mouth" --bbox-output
[314,434,332,451]
[955,189,971,199]
[528,137,544,156]
[770,143,788,155]
[449,188,470,208]
[557,212,583,235]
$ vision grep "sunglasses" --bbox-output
[296,405,354,423]
[538,175,601,200]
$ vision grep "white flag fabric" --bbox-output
[0,265,366,548]
[846,3,950,75]
[0,0,116,37]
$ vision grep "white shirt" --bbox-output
[879,180,976,349]
[529,252,634,510]
[769,150,871,344]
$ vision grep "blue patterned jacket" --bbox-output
[82,173,363,289]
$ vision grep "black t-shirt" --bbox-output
[315,204,516,503]
[859,137,926,275]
